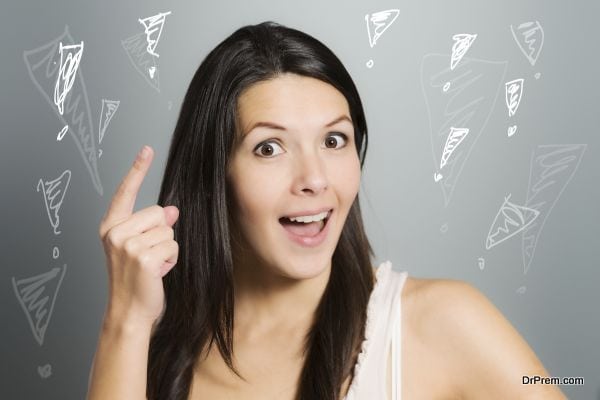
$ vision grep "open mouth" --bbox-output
[279,209,333,236]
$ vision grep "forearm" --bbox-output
[87,315,152,400]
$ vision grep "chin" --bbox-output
[288,254,334,279]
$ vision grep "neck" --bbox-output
[232,252,331,344]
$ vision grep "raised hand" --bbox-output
[98,145,180,327]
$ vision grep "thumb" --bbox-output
[163,205,180,227]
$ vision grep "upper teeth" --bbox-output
[288,210,329,223]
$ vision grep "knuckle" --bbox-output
[137,252,153,266]
[98,223,106,239]
[123,237,140,255]
[170,242,179,264]
[98,218,112,240]
[104,228,121,247]
[161,225,174,239]
[132,157,145,171]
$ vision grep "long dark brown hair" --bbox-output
[149,21,375,399]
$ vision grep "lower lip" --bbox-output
[280,210,333,248]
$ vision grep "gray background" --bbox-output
[1,0,598,399]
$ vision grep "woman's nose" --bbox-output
[292,151,329,195]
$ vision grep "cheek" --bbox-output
[230,170,281,225]
[332,155,361,200]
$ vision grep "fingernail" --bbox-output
[138,146,150,160]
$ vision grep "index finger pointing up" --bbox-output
[103,145,154,227]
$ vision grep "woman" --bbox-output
[87,21,567,399]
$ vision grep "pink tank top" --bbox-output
[343,260,408,400]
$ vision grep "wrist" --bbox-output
[102,308,155,337]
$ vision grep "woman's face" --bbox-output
[227,73,361,280]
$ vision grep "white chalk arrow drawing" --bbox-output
[505,78,524,117]
[36,169,71,235]
[139,11,172,57]
[365,9,400,48]
[98,99,120,144]
[23,26,103,195]
[12,264,67,346]
[53,41,83,115]
[450,34,477,70]
[122,11,171,92]
[440,127,469,169]
[486,193,540,250]
[421,54,507,207]
[521,144,587,274]
[122,33,160,92]
[510,21,544,67]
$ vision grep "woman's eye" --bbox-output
[254,141,284,157]
[324,133,348,149]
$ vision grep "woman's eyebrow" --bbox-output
[242,114,352,139]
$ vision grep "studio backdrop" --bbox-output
[1,1,598,399]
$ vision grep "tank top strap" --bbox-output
[390,269,408,400]
[343,261,409,400]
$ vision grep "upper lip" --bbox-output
[281,207,333,219]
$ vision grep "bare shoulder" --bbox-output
[399,276,567,400]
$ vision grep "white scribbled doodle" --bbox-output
[486,193,540,250]
[440,127,469,169]
[57,125,68,141]
[505,78,524,137]
[138,11,172,57]
[121,11,171,92]
[365,9,400,48]
[516,286,527,294]
[435,127,470,181]
[122,24,163,91]
[440,222,448,234]
[23,26,103,195]
[478,257,485,270]
[505,78,524,117]
[510,21,544,67]
[53,41,83,116]
[52,246,59,259]
[38,364,52,379]
[450,34,477,70]
[421,54,507,206]
[521,144,587,274]
[36,170,71,235]
[98,99,120,144]
[12,264,67,346]
[443,33,478,92]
